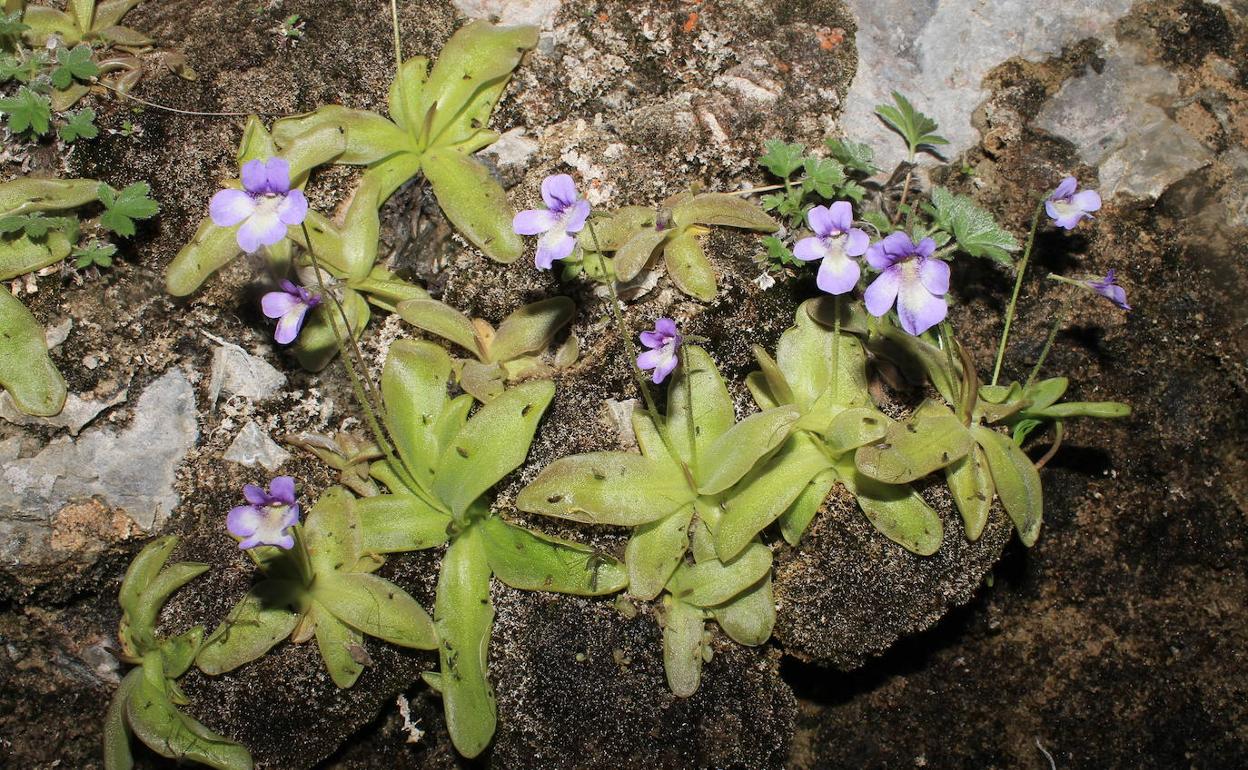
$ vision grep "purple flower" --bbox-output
[227,476,300,550]
[793,201,870,295]
[1046,176,1101,230]
[261,279,321,344]
[637,318,682,384]
[209,158,309,253]
[864,232,949,336]
[512,174,591,270]
[1085,269,1130,311]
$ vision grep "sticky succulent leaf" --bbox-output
[945,444,994,541]
[68,0,94,30]
[366,150,425,203]
[613,226,668,281]
[669,542,772,608]
[710,573,774,646]
[480,516,627,596]
[458,359,505,402]
[777,301,868,411]
[272,105,414,166]
[717,433,831,561]
[119,537,178,622]
[663,231,717,301]
[94,0,143,30]
[381,54,430,132]
[164,219,242,296]
[662,597,705,698]
[750,345,795,407]
[421,147,522,263]
[973,425,1042,546]
[158,628,203,680]
[196,580,303,675]
[277,124,349,185]
[625,504,694,601]
[490,297,575,363]
[744,372,778,410]
[382,339,453,484]
[337,172,384,281]
[293,288,371,372]
[1032,400,1130,419]
[576,207,656,252]
[631,408,676,466]
[125,676,254,770]
[872,325,961,404]
[20,7,79,44]
[0,177,100,215]
[433,379,554,519]
[304,487,363,574]
[840,463,943,555]
[697,405,801,495]
[314,572,436,649]
[237,115,277,162]
[806,293,871,335]
[95,24,151,46]
[434,524,497,758]
[104,669,139,770]
[311,601,365,688]
[821,406,892,454]
[978,382,1022,405]
[417,21,537,148]
[855,399,973,484]
[126,562,209,650]
[517,451,693,525]
[355,494,452,553]
[670,192,778,231]
[0,288,67,416]
[351,265,429,308]
[396,298,481,358]
[778,467,838,546]
[667,345,735,472]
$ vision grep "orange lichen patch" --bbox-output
[682,12,699,34]
[50,498,141,552]
[817,27,846,51]
[597,11,608,22]
[776,60,791,73]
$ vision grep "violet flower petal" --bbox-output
[276,189,308,226]
[513,209,555,235]
[209,188,256,227]
[240,159,269,194]
[1072,189,1102,212]
[242,484,268,506]
[274,305,310,344]
[807,205,836,238]
[845,228,870,257]
[264,158,293,195]
[896,277,947,336]
[535,232,576,269]
[864,267,901,317]
[1052,177,1078,200]
[269,476,297,505]
[827,200,854,232]
[261,290,299,320]
[227,505,263,539]
[541,174,578,211]
[564,199,591,233]
[236,212,286,253]
[792,235,825,262]
[918,258,951,295]
[816,252,861,295]
[654,317,678,339]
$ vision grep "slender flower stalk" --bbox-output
[991,198,1045,386]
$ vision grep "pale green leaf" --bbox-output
[356,493,452,553]
[670,192,778,231]
[624,504,693,601]
[387,56,429,133]
[125,677,254,770]
[709,573,774,646]
[662,597,705,698]
[422,147,522,263]
[945,444,993,541]
[717,432,831,560]
[381,339,453,485]
[697,405,800,495]
[669,542,772,608]
[196,580,302,675]
[667,345,734,473]
[479,515,627,596]
[777,468,837,546]
[311,601,365,688]
[516,451,693,526]
[433,379,554,518]
[973,425,1042,546]
[313,572,436,649]
[0,288,67,416]
[271,105,413,166]
[663,231,717,301]
[855,399,973,483]
[838,459,943,555]
[164,219,241,297]
[490,296,574,363]
[434,524,496,757]
[612,226,667,281]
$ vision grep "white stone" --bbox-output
[223,421,291,472]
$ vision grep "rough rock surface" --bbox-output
[774,483,1012,669]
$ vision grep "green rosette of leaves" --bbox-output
[268,21,538,264]
[105,537,253,770]
[346,340,624,757]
